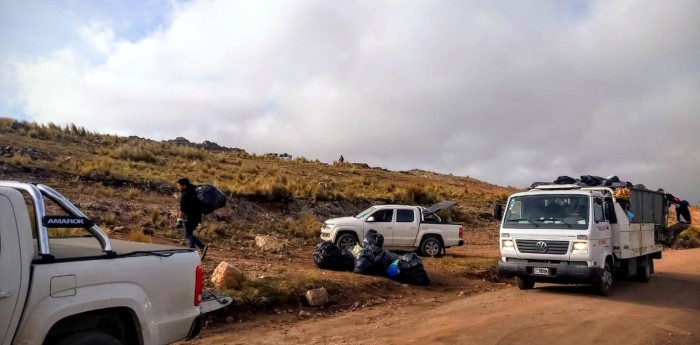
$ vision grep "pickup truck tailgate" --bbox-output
[200,289,232,314]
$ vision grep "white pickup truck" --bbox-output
[0,181,231,345]
[319,202,464,256]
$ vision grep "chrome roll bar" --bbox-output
[0,181,113,257]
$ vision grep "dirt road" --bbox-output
[193,248,700,345]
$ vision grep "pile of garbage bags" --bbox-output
[313,241,355,271]
[313,230,430,286]
[530,175,649,190]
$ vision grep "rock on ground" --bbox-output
[211,261,246,290]
[305,287,329,306]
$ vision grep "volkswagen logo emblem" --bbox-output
[536,241,548,253]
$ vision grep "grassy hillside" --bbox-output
[0,117,517,244]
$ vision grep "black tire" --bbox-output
[55,331,123,345]
[419,236,443,257]
[335,233,358,249]
[515,276,535,290]
[595,261,614,296]
[636,256,652,283]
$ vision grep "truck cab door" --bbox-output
[392,208,419,247]
[0,190,26,345]
[590,198,612,251]
[365,209,395,246]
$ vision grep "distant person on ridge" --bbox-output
[339,155,344,163]
[176,178,208,258]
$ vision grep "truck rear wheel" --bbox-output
[515,276,535,290]
[335,233,358,249]
[636,256,652,283]
[419,236,443,257]
[55,331,123,345]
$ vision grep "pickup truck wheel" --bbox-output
[636,256,652,283]
[419,236,443,257]
[336,233,358,249]
[594,261,614,296]
[55,331,123,345]
[515,276,535,290]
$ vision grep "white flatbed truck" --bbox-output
[494,184,667,295]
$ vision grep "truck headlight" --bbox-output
[322,223,334,229]
[502,239,515,252]
[572,241,588,253]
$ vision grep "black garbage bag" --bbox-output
[337,248,356,271]
[397,253,423,270]
[314,241,354,271]
[399,268,430,286]
[554,176,576,185]
[314,241,338,269]
[602,176,621,186]
[354,244,385,275]
[395,253,430,286]
[376,250,400,271]
[363,229,384,248]
[195,184,227,215]
[580,175,604,186]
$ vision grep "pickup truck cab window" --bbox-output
[369,209,393,223]
[396,209,415,222]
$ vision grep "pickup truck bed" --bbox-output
[37,237,192,261]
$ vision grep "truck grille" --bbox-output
[516,240,569,255]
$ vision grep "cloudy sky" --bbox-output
[1,0,699,203]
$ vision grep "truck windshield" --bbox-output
[355,206,376,219]
[503,194,590,230]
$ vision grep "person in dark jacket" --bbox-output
[665,198,692,247]
[176,178,207,258]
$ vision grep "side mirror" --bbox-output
[493,203,503,221]
[366,216,375,222]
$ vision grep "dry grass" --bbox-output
[677,225,700,248]
[103,212,117,226]
[0,117,517,212]
[48,228,85,237]
[127,229,152,243]
[218,274,341,312]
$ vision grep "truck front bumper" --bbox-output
[498,260,603,284]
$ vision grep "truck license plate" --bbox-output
[533,267,550,275]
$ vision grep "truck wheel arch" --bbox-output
[54,331,124,345]
[45,307,141,345]
[419,235,444,257]
[335,230,359,249]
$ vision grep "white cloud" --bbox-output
[78,22,115,54]
[6,0,700,203]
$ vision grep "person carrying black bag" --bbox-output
[176,178,208,258]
